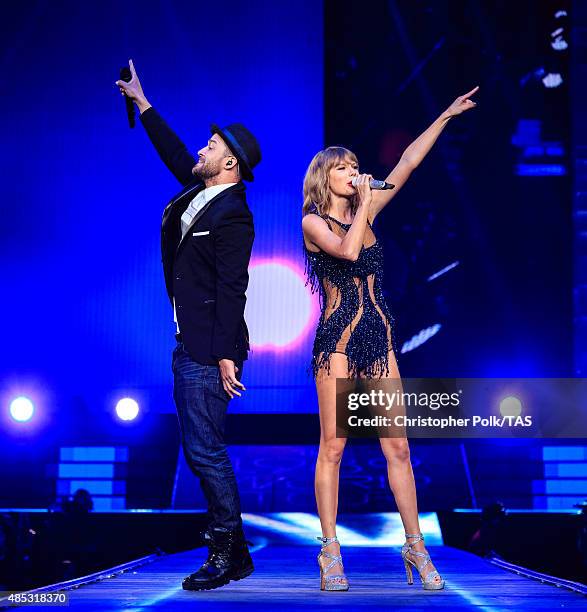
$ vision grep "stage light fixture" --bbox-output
[499,395,522,418]
[115,397,139,421]
[400,324,442,354]
[9,396,35,422]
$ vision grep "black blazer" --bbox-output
[140,107,254,365]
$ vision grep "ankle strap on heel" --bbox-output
[404,532,424,547]
[317,536,339,547]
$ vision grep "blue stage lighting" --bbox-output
[9,396,35,422]
[115,398,139,421]
[499,395,522,418]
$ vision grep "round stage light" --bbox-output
[115,397,139,421]
[246,259,318,350]
[499,395,522,418]
[9,396,35,422]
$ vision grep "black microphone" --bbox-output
[119,66,135,128]
[351,177,395,190]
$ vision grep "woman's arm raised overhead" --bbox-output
[370,86,479,221]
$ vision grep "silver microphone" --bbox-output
[351,177,395,190]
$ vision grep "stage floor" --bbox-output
[32,543,585,611]
[5,512,584,610]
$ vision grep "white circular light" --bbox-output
[246,261,316,349]
[115,397,139,421]
[499,395,522,418]
[10,396,35,422]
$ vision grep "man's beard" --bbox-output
[193,159,221,180]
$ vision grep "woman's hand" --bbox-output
[355,173,373,206]
[446,86,479,117]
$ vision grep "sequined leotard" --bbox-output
[304,205,398,379]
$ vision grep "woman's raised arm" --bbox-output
[369,86,479,220]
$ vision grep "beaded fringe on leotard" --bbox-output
[303,206,398,381]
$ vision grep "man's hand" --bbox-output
[115,59,152,114]
[218,359,246,399]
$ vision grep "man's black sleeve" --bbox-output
[140,107,196,186]
[211,206,255,362]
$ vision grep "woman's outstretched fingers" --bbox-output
[463,85,480,99]
[447,86,479,116]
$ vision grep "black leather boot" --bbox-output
[182,528,254,591]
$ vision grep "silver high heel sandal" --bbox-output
[401,532,445,590]
[317,536,349,591]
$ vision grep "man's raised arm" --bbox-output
[116,59,196,186]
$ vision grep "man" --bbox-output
[116,59,260,591]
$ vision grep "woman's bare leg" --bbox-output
[315,352,351,582]
[374,351,443,584]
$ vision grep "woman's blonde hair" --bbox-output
[302,146,359,217]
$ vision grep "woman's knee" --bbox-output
[319,438,347,464]
[382,439,411,464]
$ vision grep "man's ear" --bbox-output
[225,156,236,168]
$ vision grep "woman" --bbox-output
[302,87,479,591]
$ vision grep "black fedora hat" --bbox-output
[210,123,261,182]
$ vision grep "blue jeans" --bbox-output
[172,341,243,532]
